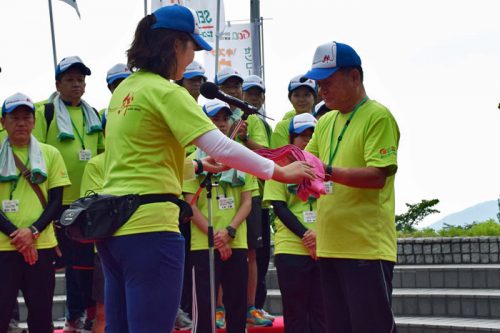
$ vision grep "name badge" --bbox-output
[2,200,19,213]
[303,211,317,223]
[79,149,92,161]
[324,181,334,194]
[218,196,235,210]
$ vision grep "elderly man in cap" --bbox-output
[0,93,70,333]
[304,41,400,333]
[33,56,103,332]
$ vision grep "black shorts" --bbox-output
[246,196,263,249]
[92,254,105,303]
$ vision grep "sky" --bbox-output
[1,0,500,227]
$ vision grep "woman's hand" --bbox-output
[217,243,232,261]
[214,229,232,248]
[21,244,38,265]
[199,156,231,174]
[302,230,317,260]
[272,161,317,184]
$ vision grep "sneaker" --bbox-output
[63,317,84,332]
[80,318,94,333]
[215,306,225,329]
[175,308,192,331]
[246,305,272,327]
[7,319,27,333]
[257,308,276,322]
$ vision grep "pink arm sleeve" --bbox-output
[193,129,275,180]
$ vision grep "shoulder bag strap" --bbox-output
[12,154,47,208]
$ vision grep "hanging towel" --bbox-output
[0,136,47,184]
[53,94,102,141]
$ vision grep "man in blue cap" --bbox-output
[304,41,400,333]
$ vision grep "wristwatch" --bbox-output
[226,226,237,239]
[29,225,40,240]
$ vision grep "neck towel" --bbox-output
[53,94,102,141]
[255,144,326,201]
[0,136,47,184]
[195,148,246,186]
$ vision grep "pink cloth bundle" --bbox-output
[255,145,326,201]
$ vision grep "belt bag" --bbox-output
[60,193,193,243]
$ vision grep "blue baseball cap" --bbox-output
[203,100,232,117]
[106,63,131,85]
[183,61,207,80]
[243,75,265,92]
[55,56,91,80]
[151,5,212,52]
[2,93,35,114]
[303,41,361,81]
[289,113,317,135]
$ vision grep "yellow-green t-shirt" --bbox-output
[183,172,258,251]
[271,118,292,148]
[0,124,6,143]
[32,104,104,205]
[305,99,400,262]
[263,180,317,256]
[80,153,105,195]
[103,71,217,236]
[0,143,71,251]
[282,109,296,121]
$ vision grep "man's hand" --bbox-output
[21,244,38,265]
[10,227,34,252]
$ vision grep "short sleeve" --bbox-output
[364,112,400,176]
[183,176,200,195]
[46,147,71,190]
[270,120,290,148]
[242,174,258,193]
[80,158,104,195]
[247,115,269,148]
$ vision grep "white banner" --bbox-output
[203,23,253,81]
[150,0,225,44]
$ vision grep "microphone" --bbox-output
[200,82,259,116]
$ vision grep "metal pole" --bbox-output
[214,0,221,79]
[144,0,147,15]
[48,0,58,69]
[206,178,217,333]
[250,0,262,77]
[260,16,265,82]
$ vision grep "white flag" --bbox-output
[59,0,81,18]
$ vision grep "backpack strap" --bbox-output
[44,103,55,137]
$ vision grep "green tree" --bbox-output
[396,199,440,232]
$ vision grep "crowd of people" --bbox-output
[0,4,400,333]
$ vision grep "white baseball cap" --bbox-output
[183,61,207,80]
[303,41,361,81]
[215,66,244,85]
[106,63,132,85]
[203,100,232,117]
[289,113,317,135]
[243,75,265,92]
[2,92,35,114]
[313,101,330,117]
[55,56,91,79]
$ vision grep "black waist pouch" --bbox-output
[60,193,193,243]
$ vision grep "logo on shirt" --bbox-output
[118,93,134,116]
[379,146,397,158]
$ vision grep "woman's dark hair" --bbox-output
[127,14,192,79]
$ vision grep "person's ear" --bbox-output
[55,80,61,92]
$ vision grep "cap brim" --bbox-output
[292,124,315,134]
[107,73,130,85]
[192,34,212,51]
[206,107,232,117]
[243,83,265,92]
[302,67,338,81]
[3,102,35,113]
[183,71,207,80]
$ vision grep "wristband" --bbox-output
[326,165,333,177]
[30,225,40,240]
[194,159,204,175]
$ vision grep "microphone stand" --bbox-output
[190,108,250,333]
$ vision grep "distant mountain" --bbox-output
[428,200,499,230]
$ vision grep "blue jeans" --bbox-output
[97,232,184,333]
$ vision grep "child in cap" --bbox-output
[176,60,207,102]
[271,75,316,148]
[263,113,326,333]
[217,68,274,327]
[183,99,258,333]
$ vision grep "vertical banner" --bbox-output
[150,0,225,45]
[203,23,253,81]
